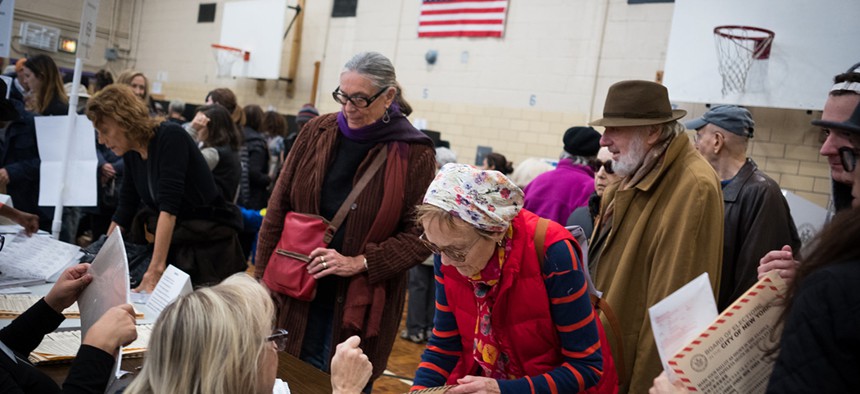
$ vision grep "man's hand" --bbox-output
[331,336,373,394]
[45,264,93,313]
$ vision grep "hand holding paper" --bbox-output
[82,304,138,355]
[44,263,92,313]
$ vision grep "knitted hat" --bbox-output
[563,126,602,157]
[296,103,319,124]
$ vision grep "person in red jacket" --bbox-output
[412,163,606,394]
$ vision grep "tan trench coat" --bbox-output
[593,133,724,394]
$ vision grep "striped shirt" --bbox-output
[412,239,603,393]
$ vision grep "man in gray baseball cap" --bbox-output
[686,105,800,311]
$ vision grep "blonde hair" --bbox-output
[116,69,150,103]
[85,84,160,148]
[124,274,274,394]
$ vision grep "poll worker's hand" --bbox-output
[758,245,799,283]
[83,304,137,356]
[133,266,164,294]
[649,372,689,394]
[0,204,39,235]
[446,376,500,394]
[0,168,9,186]
[331,336,373,394]
[45,263,93,313]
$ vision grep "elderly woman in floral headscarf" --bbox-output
[411,164,604,394]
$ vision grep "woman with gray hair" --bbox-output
[255,51,436,387]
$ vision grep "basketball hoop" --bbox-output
[211,44,249,78]
[713,25,775,95]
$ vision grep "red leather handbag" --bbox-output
[262,148,387,301]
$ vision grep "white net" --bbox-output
[714,26,774,95]
[212,45,243,78]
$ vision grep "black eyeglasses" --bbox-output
[839,146,858,172]
[419,232,481,263]
[267,329,289,352]
[332,86,389,108]
[0,234,4,252]
[589,160,614,175]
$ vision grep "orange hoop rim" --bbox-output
[713,25,775,41]
[211,43,243,53]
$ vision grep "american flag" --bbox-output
[418,0,510,38]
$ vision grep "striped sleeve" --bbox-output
[497,239,603,394]
[411,254,462,391]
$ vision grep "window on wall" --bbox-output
[198,3,216,23]
[332,0,358,17]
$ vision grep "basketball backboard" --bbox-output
[219,0,288,80]
[663,0,860,110]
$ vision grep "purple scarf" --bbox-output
[336,102,433,147]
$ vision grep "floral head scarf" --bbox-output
[423,163,523,232]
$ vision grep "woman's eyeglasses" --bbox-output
[419,232,480,263]
[589,160,614,174]
[267,329,289,352]
[332,86,389,108]
[839,146,858,172]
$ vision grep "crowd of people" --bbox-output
[0,49,857,394]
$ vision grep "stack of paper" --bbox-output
[29,324,153,364]
[0,295,80,318]
[0,232,83,283]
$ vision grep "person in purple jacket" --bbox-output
[523,126,602,224]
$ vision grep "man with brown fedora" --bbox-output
[587,80,724,394]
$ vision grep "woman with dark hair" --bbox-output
[91,69,114,93]
[261,110,288,181]
[255,51,436,387]
[240,104,270,209]
[194,104,243,204]
[482,152,514,175]
[20,54,68,115]
[85,84,246,292]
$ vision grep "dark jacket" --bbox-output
[0,298,115,393]
[718,159,800,310]
[241,126,270,210]
[0,100,41,219]
[211,146,242,203]
[766,260,860,393]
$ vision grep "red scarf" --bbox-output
[468,226,520,379]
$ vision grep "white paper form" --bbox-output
[34,115,98,207]
[0,233,82,281]
[649,273,718,380]
[77,229,129,380]
[145,265,192,316]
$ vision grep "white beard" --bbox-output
[612,132,648,178]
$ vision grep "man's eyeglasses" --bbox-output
[419,232,480,263]
[267,329,289,352]
[332,86,389,108]
[589,160,614,175]
[839,146,858,173]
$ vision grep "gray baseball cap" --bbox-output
[685,105,755,138]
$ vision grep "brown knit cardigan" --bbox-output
[254,113,436,381]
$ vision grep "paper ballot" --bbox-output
[649,273,719,380]
[145,265,192,316]
[0,232,82,282]
[34,115,98,207]
[77,229,129,380]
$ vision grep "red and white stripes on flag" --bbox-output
[418,0,510,38]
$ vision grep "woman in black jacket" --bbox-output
[193,104,243,203]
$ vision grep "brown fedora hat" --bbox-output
[589,80,687,127]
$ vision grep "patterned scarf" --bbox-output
[469,226,520,379]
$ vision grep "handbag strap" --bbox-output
[328,146,388,236]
